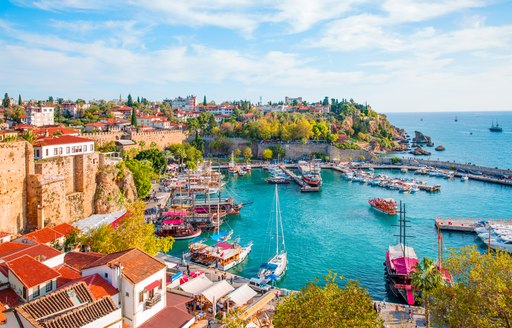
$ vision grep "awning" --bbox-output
[163,211,189,217]
[145,279,162,291]
[201,280,235,304]
[162,219,184,225]
[227,284,257,306]
[179,275,214,295]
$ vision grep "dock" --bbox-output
[279,165,320,192]
[435,217,512,232]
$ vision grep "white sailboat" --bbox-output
[258,185,287,283]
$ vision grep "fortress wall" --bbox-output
[130,130,187,150]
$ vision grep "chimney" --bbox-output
[44,129,49,137]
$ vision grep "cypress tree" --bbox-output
[18,94,22,106]
[127,94,134,107]
[131,107,137,127]
[203,95,207,106]
[2,93,10,108]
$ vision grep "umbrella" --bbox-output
[190,271,204,278]
[179,275,189,284]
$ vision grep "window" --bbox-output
[59,147,62,155]
[139,291,144,303]
[104,273,108,278]
[33,285,40,298]
[45,149,49,156]
[66,147,70,154]
[35,149,40,158]
[54,148,58,155]
[46,281,52,292]
[90,144,94,151]
[125,292,129,297]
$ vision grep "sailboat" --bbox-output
[490,120,503,132]
[454,116,458,122]
[228,151,237,174]
[258,185,287,283]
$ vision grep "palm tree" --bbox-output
[411,257,443,328]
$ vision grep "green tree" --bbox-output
[124,160,154,198]
[411,258,443,328]
[192,130,205,152]
[127,94,134,107]
[262,148,273,160]
[135,149,167,174]
[18,94,22,106]
[131,106,137,126]
[81,201,173,256]
[429,246,512,328]
[233,148,241,160]
[391,156,401,164]
[20,130,36,143]
[166,143,203,169]
[242,147,252,162]
[203,95,207,106]
[2,93,11,108]
[274,271,382,327]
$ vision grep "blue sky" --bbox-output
[1,0,512,112]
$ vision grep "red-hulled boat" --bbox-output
[156,219,202,240]
[369,198,398,215]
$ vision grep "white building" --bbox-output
[285,96,303,105]
[81,248,167,327]
[166,96,197,110]
[33,135,95,160]
[25,106,54,126]
[5,281,122,328]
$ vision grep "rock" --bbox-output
[93,164,137,214]
[413,131,432,144]
[410,146,431,156]
[427,141,434,147]
[435,145,445,151]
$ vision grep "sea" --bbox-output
[170,111,512,302]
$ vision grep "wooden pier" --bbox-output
[435,217,512,232]
[279,165,320,192]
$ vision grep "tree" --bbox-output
[274,271,382,327]
[131,106,137,126]
[262,148,273,160]
[429,246,512,328]
[124,160,154,198]
[192,131,205,152]
[2,93,11,108]
[20,130,36,143]
[166,143,203,169]
[411,258,443,328]
[127,93,134,107]
[18,94,22,106]
[203,95,207,106]
[243,147,252,162]
[135,149,167,174]
[233,148,241,160]
[81,201,174,256]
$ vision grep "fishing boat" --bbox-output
[369,198,398,215]
[266,176,290,184]
[258,185,287,283]
[156,218,202,240]
[228,152,238,174]
[461,175,469,181]
[188,239,253,270]
[299,161,322,187]
[384,202,418,305]
[490,121,503,132]
[454,116,458,122]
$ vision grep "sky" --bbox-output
[1,0,512,112]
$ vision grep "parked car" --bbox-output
[249,278,271,292]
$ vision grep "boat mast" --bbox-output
[275,185,279,256]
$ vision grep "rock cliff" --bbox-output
[93,164,137,214]
[413,131,432,144]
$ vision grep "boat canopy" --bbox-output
[260,263,278,270]
[201,280,235,304]
[227,284,257,306]
[162,219,184,225]
[215,242,234,250]
[179,275,214,295]
[388,244,418,260]
[211,231,230,242]
[163,210,189,217]
[266,274,280,282]
[388,244,419,275]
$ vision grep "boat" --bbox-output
[384,202,419,305]
[228,152,238,174]
[461,175,469,181]
[454,116,458,122]
[299,161,322,187]
[156,218,202,240]
[369,198,398,215]
[188,239,253,270]
[266,176,290,184]
[258,185,287,283]
[237,169,247,176]
[490,121,503,132]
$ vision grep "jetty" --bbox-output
[435,217,512,232]
[279,165,320,192]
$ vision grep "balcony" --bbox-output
[144,293,162,310]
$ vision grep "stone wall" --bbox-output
[82,131,124,146]
[0,142,33,233]
[130,130,187,150]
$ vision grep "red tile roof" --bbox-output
[0,231,12,238]
[34,135,94,147]
[140,292,194,328]
[6,255,61,288]
[83,248,166,284]
[0,288,22,324]
[55,264,82,287]
[33,127,80,136]
[0,242,33,258]
[1,244,62,263]
[51,223,77,237]
[112,105,132,111]
[60,274,118,299]
[64,252,104,271]
[21,227,64,244]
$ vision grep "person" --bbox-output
[382,301,386,309]
[409,308,413,322]
[230,276,234,284]
[187,264,190,276]
[377,303,381,313]
[374,302,378,313]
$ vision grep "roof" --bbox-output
[83,248,166,284]
[227,284,257,306]
[0,288,22,324]
[1,243,62,263]
[21,227,64,244]
[115,139,136,146]
[6,255,61,288]
[51,223,77,237]
[33,127,80,136]
[13,281,119,328]
[0,231,12,238]
[33,135,94,147]
[60,273,119,299]
[201,280,234,303]
[178,275,214,295]
[64,252,104,271]
[0,242,33,258]
[140,292,194,328]
[72,210,126,232]
[55,264,82,287]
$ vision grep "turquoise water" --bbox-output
[170,111,512,301]
[385,111,512,169]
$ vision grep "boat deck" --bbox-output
[279,165,320,192]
